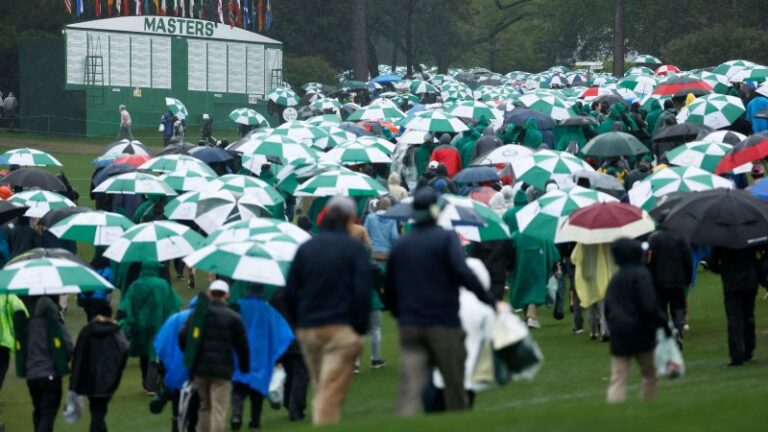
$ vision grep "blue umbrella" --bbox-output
[372,73,403,84]
[188,147,234,164]
[748,177,768,200]
[93,163,136,187]
[338,122,373,137]
[453,166,501,184]
[503,108,556,130]
[406,104,426,116]
[92,154,120,168]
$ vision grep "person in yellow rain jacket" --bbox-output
[571,243,618,340]
[0,293,27,389]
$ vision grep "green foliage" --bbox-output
[283,55,338,88]
[661,25,768,70]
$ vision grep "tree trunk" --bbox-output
[613,0,625,78]
[367,35,380,79]
[391,40,398,72]
[352,0,369,81]
[406,0,415,76]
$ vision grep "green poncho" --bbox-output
[498,124,518,144]
[598,104,638,134]
[0,293,27,351]
[415,141,436,178]
[516,118,543,148]
[644,99,663,137]
[553,125,588,152]
[507,232,560,309]
[455,128,481,168]
[119,263,182,359]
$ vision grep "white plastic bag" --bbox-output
[158,123,165,133]
[268,365,287,409]
[492,311,529,350]
[62,391,84,424]
[654,328,685,379]
[492,311,544,382]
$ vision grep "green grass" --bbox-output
[0,138,766,430]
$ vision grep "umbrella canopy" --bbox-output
[165,97,189,120]
[156,142,196,156]
[311,97,342,112]
[271,121,328,144]
[572,170,625,192]
[8,247,88,266]
[372,73,402,84]
[452,166,500,184]
[398,110,469,133]
[517,91,575,121]
[355,136,396,154]
[103,221,205,263]
[92,163,136,187]
[579,86,614,101]
[731,65,768,83]
[188,146,234,164]
[444,101,501,122]
[0,201,29,225]
[311,127,356,151]
[7,190,76,218]
[748,177,768,200]
[618,75,658,95]
[663,189,768,249]
[158,170,217,192]
[625,66,655,76]
[0,148,62,167]
[511,149,595,190]
[409,79,438,95]
[242,141,317,171]
[516,186,619,243]
[0,258,114,295]
[472,144,534,165]
[654,65,681,76]
[628,166,734,210]
[229,108,270,127]
[275,159,342,195]
[701,130,747,145]
[49,210,134,246]
[653,76,712,96]
[634,54,662,65]
[207,218,311,246]
[713,60,757,79]
[676,94,745,129]
[559,202,655,244]
[347,105,405,122]
[715,131,768,174]
[104,140,151,157]
[138,154,217,176]
[306,114,342,126]
[2,168,66,192]
[184,241,289,286]
[38,207,89,229]
[267,87,301,106]
[193,190,272,234]
[114,154,151,167]
[439,195,511,242]
[652,123,712,143]
[581,132,649,157]
[665,140,751,174]
[324,142,391,165]
[503,108,556,129]
[649,191,691,222]
[206,174,285,208]
[92,172,177,196]
[295,169,388,197]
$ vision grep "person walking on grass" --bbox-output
[118,105,133,140]
[69,304,129,432]
[604,238,670,403]
[180,280,250,432]
[284,197,372,426]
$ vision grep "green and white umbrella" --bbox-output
[633,54,662,65]
[398,110,469,133]
[356,136,396,155]
[8,190,75,218]
[295,169,388,197]
[1,148,62,167]
[474,86,504,102]
[267,87,300,107]
[306,114,342,127]
[676,94,745,129]
[275,158,342,194]
[184,241,289,286]
[139,154,217,176]
[628,166,734,210]
[164,191,204,221]
[311,127,356,150]
[239,134,318,164]
[625,66,655,76]
[193,189,272,234]
[684,71,731,94]
[311,97,342,112]
[206,218,311,246]
[301,82,324,91]
[444,101,502,122]
[0,258,114,295]
[439,195,511,242]
[229,108,270,127]
[165,97,189,120]
[618,75,658,95]
[409,79,438,95]
[441,87,474,103]
[49,210,134,246]
[271,121,328,144]
[103,140,152,158]
[664,140,752,174]
[517,91,575,121]
[515,186,619,243]
[713,60,757,80]
[324,142,392,165]
[206,174,286,208]
[103,221,205,263]
[730,65,768,83]
[158,170,217,192]
[92,172,177,196]
[346,105,405,122]
[511,150,595,190]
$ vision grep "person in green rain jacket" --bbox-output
[498,124,517,144]
[0,293,26,390]
[554,124,588,152]
[415,136,437,178]
[119,263,182,393]
[644,99,663,138]
[598,104,638,134]
[507,233,560,329]
[515,118,544,148]
[455,127,481,168]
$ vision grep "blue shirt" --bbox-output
[747,96,768,133]
[363,212,399,254]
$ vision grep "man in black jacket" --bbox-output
[284,196,371,426]
[647,225,693,336]
[604,238,669,403]
[179,280,249,432]
[709,246,759,366]
[385,188,504,416]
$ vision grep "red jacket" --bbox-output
[429,145,462,178]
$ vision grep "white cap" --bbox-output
[428,160,439,170]
[209,280,230,294]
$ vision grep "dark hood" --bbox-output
[88,320,122,338]
[611,238,644,267]
[439,133,452,145]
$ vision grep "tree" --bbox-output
[351,0,369,80]
[661,25,768,70]
[613,0,625,77]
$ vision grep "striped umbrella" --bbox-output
[511,150,595,190]
[356,136,396,155]
[0,148,62,167]
[347,105,405,122]
[271,121,328,144]
[516,186,619,243]
[653,76,713,96]
[654,65,681,77]
[311,98,342,112]
[193,189,272,234]
[398,110,469,133]
[301,82,324,91]
[275,158,342,195]
[324,142,392,165]
[665,141,752,174]
[238,134,318,163]
[91,172,177,196]
[731,65,768,83]
[138,155,217,176]
[206,174,286,209]
[634,54,662,65]
[684,71,731,94]
[713,60,758,80]
[440,195,511,242]
[159,170,217,192]
[207,218,311,246]
[103,221,205,263]
[165,97,189,120]
[103,140,152,158]
[8,190,75,218]
[0,258,114,295]
[184,241,289,286]
[306,114,342,126]
[701,130,747,146]
[517,91,575,121]
[267,87,300,106]
[444,101,502,122]
[49,210,134,246]
[559,202,655,244]
[311,127,356,150]
[676,94,745,129]
[628,166,734,210]
[618,75,658,95]
[625,66,655,76]
[229,108,270,127]
[295,169,388,197]
[409,79,438,95]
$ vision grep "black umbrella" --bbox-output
[663,189,768,249]
[156,142,197,156]
[38,206,90,229]
[2,168,67,192]
[593,94,628,107]
[0,201,29,225]
[702,130,745,145]
[560,116,599,127]
[93,163,136,187]
[582,132,650,157]
[653,123,712,142]
[453,166,500,184]
[188,146,234,164]
[649,191,691,222]
[8,247,89,267]
[504,108,556,130]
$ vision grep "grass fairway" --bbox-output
[0,136,766,431]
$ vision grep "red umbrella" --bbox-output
[654,64,681,76]
[558,202,655,244]
[715,131,768,174]
[653,76,712,97]
[113,154,151,167]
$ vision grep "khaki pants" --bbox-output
[606,351,656,403]
[194,376,232,432]
[297,325,363,426]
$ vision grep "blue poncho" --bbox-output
[153,308,192,391]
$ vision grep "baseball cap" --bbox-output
[209,280,230,294]
[428,160,439,170]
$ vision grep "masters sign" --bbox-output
[143,17,216,38]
